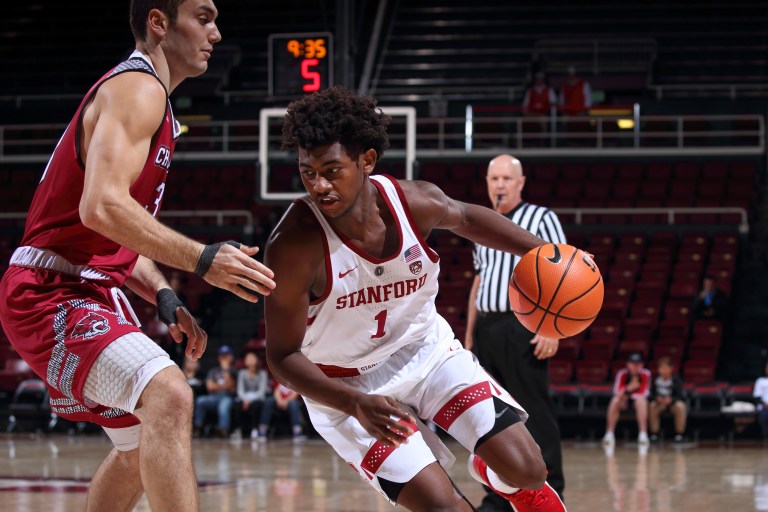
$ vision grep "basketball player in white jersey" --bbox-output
[265,86,567,512]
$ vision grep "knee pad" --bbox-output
[103,424,142,451]
[474,396,523,453]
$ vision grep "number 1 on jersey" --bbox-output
[371,310,387,339]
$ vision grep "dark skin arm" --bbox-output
[265,204,414,447]
[265,178,546,447]
[397,179,546,255]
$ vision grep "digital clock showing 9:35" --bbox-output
[268,32,334,97]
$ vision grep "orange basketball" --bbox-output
[509,244,604,338]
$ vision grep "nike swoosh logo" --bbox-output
[495,408,508,419]
[338,266,358,278]
[546,244,561,264]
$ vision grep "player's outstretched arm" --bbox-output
[125,255,207,359]
[264,205,414,447]
[79,72,274,302]
[399,179,545,257]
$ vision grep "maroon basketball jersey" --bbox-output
[22,51,180,286]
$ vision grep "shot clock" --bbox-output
[268,32,334,97]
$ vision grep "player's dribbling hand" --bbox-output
[169,306,208,360]
[353,394,417,448]
[204,244,276,302]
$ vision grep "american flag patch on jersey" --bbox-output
[404,244,422,263]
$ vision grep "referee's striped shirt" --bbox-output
[473,202,566,313]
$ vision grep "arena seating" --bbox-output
[378,1,768,101]
[423,157,761,435]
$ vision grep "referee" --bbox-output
[466,154,566,509]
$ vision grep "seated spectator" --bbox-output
[182,356,205,399]
[753,361,768,438]
[692,274,728,321]
[193,345,237,438]
[648,357,688,443]
[522,72,557,116]
[602,352,652,446]
[237,351,270,439]
[255,382,306,443]
[167,270,189,306]
[559,66,592,115]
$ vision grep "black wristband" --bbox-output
[194,240,241,277]
[156,288,185,325]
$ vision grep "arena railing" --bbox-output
[651,83,768,100]
[0,112,763,163]
[0,210,255,235]
[553,207,750,234]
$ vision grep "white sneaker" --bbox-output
[602,432,615,445]
[638,432,650,445]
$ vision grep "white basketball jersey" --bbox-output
[301,175,443,368]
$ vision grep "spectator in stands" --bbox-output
[692,274,728,321]
[523,72,557,116]
[194,345,237,438]
[465,154,567,506]
[182,355,205,399]
[237,351,270,439]
[559,66,592,115]
[753,361,768,438]
[168,271,189,310]
[648,357,688,443]
[602,352,652,446]
[255,382,306,443]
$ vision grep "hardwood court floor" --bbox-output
[0,434,765,511]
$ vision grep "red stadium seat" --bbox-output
[668,280,699,301]
[645,163,672,181]
[589,319,623,342]
[701,162,729,180]
[622,317,656,341]
[634,279,667,301]
[673,162,700,180]
[617,340,650,360]
[657,319,690,342]
[730,162,757,183]
[575,360,610,384]
[561,163,588,180]
[683,360,716,384]
[553,339,581,361]
[652,340,686,364]
[550,360,574,384]
[687,338,721,361]
[680,232,709,247]
[692,320,723,343]
[588,163,615,181]
[663,301,692,322]
[616,163,644,180]
[582,339,616,361]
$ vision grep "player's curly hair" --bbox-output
[282,86,391,161]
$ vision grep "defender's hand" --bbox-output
[169,306,208,360]
[202,243,276,302]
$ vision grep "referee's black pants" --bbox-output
[473,311,565,502]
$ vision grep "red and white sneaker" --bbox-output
[467,454,566,512]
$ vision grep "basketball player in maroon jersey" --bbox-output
[264,86,566,511]
[0,1,274,511]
